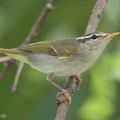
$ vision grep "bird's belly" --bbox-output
[27,53,99,76]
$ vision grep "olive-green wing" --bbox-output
[21,41,57,56]
[21,39,78,60]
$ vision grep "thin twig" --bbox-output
[0,57,14,63]
[55,0,108,120]
[11,62,24,95]
[0,62,14,80]
[0,57,15,80]
[21,0,58,46]
[10,0,58,94]
[0,0,4,4]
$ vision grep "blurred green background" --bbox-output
[0,0,120,120]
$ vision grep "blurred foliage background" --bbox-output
[0,0,120,120]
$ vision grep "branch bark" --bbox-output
[55,0,108,120]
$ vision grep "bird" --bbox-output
[0,32,120,102]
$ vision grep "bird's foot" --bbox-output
[67,75,82,90]
[56,89,72,104]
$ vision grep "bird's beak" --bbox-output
[104,32,120,39]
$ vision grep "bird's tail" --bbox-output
[0,48,29,63]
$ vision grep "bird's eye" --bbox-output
[91,35,98,39]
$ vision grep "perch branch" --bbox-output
[55,0,108,120]
[85,0,108,34]
[55,76,81,120]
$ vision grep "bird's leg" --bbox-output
[46,73,72,104]
[67,75,82,90]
